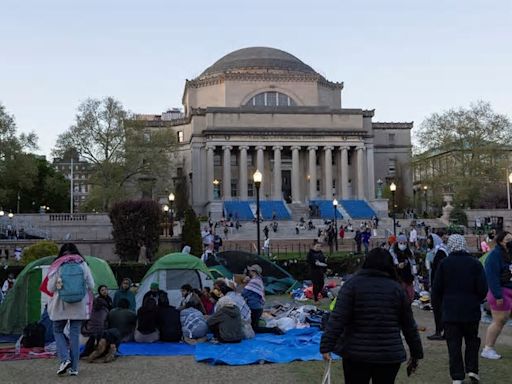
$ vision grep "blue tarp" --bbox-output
[195,328,339,365]
[119,342,195,356]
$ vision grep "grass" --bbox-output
[270,251,354,262]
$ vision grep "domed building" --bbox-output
[140,47,412,219]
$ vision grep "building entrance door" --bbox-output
[282,170,291,203]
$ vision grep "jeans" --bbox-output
[53,320,82,371]
[343,359,401,384]
[444,321,480,380]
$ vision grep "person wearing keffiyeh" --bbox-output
[242,265,281,334]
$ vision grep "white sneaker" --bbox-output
[481,347,501,360]
[452,380,463,384]
[57,360,71,375]
[69,369,78,376]
[468,372,480,383]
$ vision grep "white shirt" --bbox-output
[409,229,417,243]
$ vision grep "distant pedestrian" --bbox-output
[307,241,327,303]
[361,228,372,254]
[354,230,362,254]
[1,273,16,295]
[432,234,487,384]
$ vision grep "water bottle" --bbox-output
[15,335,22,355]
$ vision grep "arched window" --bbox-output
[245,91,297,107]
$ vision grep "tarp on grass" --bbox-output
[195,328,338,365]
[118,341,195,356]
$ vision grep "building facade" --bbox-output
[141,47,413,215]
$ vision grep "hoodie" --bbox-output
[430,234,448,286]
[113,279,136,311]
[207,304,243,342]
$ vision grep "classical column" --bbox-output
[272,146,283,200]
[291,145,301,203]
[308,146,318,200]
[222,145,232,200]
[324,146,333,199]
[239,145,249,200]
[356,145,365,199]
[366,144,376,200]
[340,146,349,199]
[206,145,215,201]
[256,145,265,193]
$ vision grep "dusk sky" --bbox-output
[1,0,511,157]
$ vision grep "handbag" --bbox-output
[321,359,331,384]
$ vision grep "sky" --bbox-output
[1,0,511,157]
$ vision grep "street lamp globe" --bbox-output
[390,182,397,192]
[169,193,175,202]
[508,173,512,184]
[8,212,14,218]
[213,179,220,186]
[163,205,169,212]
[253,169,262,185]
[423,185,428,191]
[0,209,4,217]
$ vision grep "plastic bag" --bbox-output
[321,360,331,384]
[276,317,296,332]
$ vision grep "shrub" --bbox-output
[22,240,59,265]
[449,206,468,227]
[181,207,202,256]
[109,199,161,262]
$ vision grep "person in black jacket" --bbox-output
[321,247,423,384]
[432,234,488,384]
[426,232,448,341]
[157,295,182,342]
[306,240,327,303]
[390,234,415,303]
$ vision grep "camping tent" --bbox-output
[0,255,118,335]
[215,250,298,294]
[136,252,213,309]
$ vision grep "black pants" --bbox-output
[444,322,480,380]
[251,308,279,334]
[343,359,401,384]
[431,296,443,334]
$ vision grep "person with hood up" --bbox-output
[207,297,243,343]
[390,234,415,303]
[113,277,136,311]
[426,232,449,341]
[321,247,423,383]
[432,234,487,384]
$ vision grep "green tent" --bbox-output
[0,255,118,334]
[136,252,213,308]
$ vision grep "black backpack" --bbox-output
[22,322,46,348]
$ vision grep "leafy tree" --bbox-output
[181,207,202,256]
[109,199,161,262]
[53,97,176,211]
[414,101,512,208]
[22,240,59,265]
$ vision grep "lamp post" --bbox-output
[253,169,262,255]
[163,204,169,237]
[169,193,175,237]
[507,171,512,210]
[423,185,428,218]
[332,198,339,251]
[390,182,397,236]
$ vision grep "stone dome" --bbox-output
[199,47,317,78]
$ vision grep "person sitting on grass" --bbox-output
[157,294,182,342]
[81,328,121,364]
[107,298,137,342]
[113,277,136,311]
[180,307,208,345]
[134,297,159,343]
[81,285,112,338]
[207,298,243,343]
[178,284,205,314]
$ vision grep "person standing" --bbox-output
[321,248,423,384]
[361,228,372,254]
[481,231,512,360]
[426,233,449,340]
[390,235,415,303]
[432,234,487,384]
[1,273,16,295]
[354,230,362,254]
[307,241,327,303]
[41,243,95,376]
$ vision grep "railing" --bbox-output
[49,214,88,222]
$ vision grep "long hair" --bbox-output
[362,247,399,281]
[495,231,510,250]
[57,243,82,259]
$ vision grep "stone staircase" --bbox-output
[288,203,310,221]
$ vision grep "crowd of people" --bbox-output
[37,242,278,376]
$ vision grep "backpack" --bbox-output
[59,262,86,303]
[22,322,46,348]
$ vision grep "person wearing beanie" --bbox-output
[389,234,415,303]
[321,248,423,383]
[143,282,168,306]
[113,277,136,311]
[432,234,487,384]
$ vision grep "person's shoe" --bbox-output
[468,372,480,383]
[68,369,78,376]
[481,347,501,360]
[427,333,445,341]
[57,360,72,375]
[452,380,463,384]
